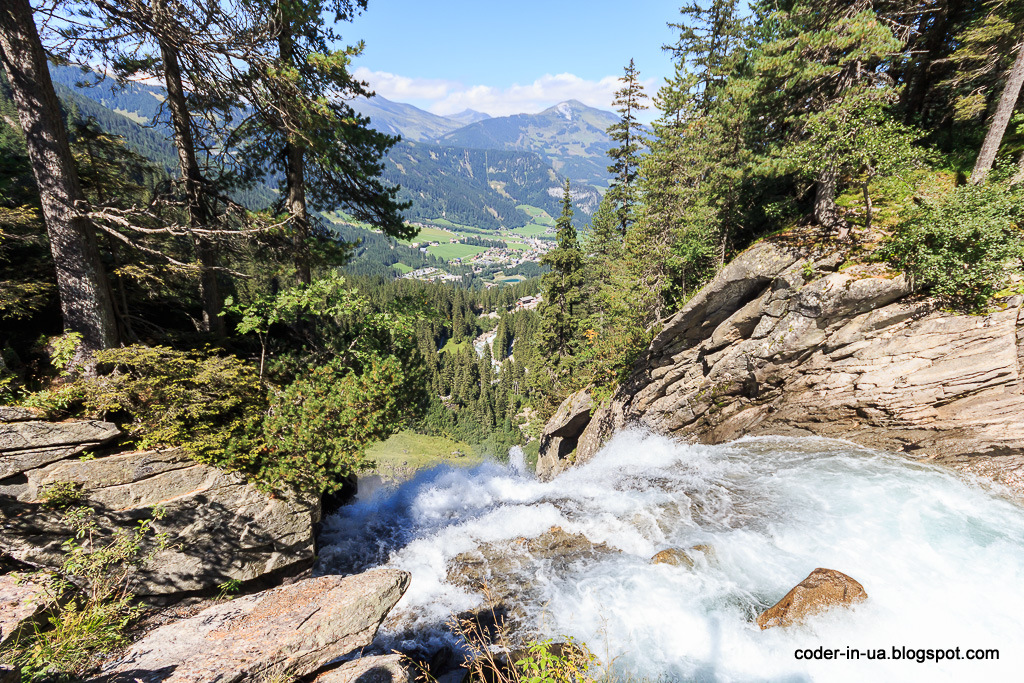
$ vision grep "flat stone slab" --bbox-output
[97,569,411,683]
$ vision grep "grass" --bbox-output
[427,243,489,261]
[510,223,553,238]
[516,204,555,226]
[364,431,483,482]
[392,262,413,274]
[440,339,469,354]
[400,225,456,244]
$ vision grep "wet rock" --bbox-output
[0,573,47,647]
[544,231,1024,496]
[313,654,412,683]
[757,568,867,630]
[447,526,618,629]
[651,548,694,568]
[537,391,594,480]
[1,448,320,597]
[97,569,410,683]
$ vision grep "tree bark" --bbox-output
[276,5,311,286]
[970,37,1024,185]
[156,20,225,336]
[0,0,119,358]
[813,165,849,239]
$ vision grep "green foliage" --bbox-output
[882,178,1024,311]
[2,507,167,681]
[262,355,418,493]
[83,345,266,471]
[515,638,598,683]
[48,332,83,373]
[539,181,586,361]
[39,481,84,510]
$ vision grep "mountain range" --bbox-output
[47,65,615,230]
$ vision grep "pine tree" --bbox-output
[606,59,649,235]
[539,180,585,359]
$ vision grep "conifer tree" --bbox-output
[539,180,585,359]
[606,59,648,235]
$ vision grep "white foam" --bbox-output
[318,431,1024,681]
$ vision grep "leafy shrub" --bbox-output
[262,355,418,493]
[1,507,167,680]
[882,180,1024,311]
[83,345,266,471]
[39,481,84,510]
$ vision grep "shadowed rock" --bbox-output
[757,568,867,630]
[96,569,410,683]
[313,654,412,683]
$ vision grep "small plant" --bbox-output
[216,578,242,601]
[48,332,83,374]
[38,481,84,510]
[0,506,168,680]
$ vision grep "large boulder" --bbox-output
[313,654,413,683]
[97,569,410,683]
[757,568,867,630]
[1,447,320,596]
[540,233,1024,494]
[536,390,593,480]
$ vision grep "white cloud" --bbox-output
[353,68,657,118]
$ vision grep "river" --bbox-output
[317,430,1024,682]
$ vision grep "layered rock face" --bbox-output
[541,237,1024,493]
[1,411,320,596]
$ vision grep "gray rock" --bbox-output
[536,390,593,481]
[0,406,42,423]
[313,654,412,683]
[1,448,320,596]
[0,573,47,647]
[97,569,410,683]
[0,419,121,479]
[542,236,1024,496]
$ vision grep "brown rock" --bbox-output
[757,568,867,630]
[313,654,412,683]
[0,573,48,647]
[651,549,694,568]
[97,569,410,683]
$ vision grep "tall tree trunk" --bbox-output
[156,24,225,336]
[970,37,1024,185]
[814,165,849,239]
[902,0,963,124]
[276,6,311,286]
[0,0,119,359]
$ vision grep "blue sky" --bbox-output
[345,0,681,118]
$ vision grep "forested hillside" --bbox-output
[439,100,620,188]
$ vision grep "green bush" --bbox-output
[882,180,1024,311]
[262,355,418,494]
[83,345,266,472]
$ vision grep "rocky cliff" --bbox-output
[0,409,320,596]
[538,234,1024,495]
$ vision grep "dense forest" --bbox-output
[2,0,1024,674]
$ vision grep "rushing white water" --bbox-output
[317,430,1024,682]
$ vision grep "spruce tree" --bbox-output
[539,180,585,359]
[606,59,649,235]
